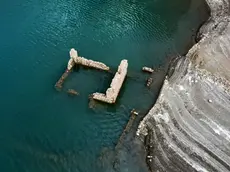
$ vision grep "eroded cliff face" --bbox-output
[137,0,230,171]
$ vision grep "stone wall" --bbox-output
[92,60,128,104]
[69,48,110,71]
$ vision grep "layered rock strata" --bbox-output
[137,0,230,171]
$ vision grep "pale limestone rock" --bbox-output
[92,60,128,104]
[69,48,109,71]
[67,58,75,70]
[70,48,78,58]
[142,67,154,73]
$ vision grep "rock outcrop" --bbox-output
[137,0,230,171]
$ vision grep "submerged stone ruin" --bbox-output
[69,48,110,71]
[55,48,128,104]
[92,59,128,104]
[55,69,71,90]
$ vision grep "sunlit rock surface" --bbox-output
[93,60,128,104]
[137,0,230,171]
[69,48,110,71]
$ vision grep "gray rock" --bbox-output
[137,0,230,171]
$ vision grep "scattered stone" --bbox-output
[92,60,128,104]
[142,67,154,73]
[115,105,137,149]
[55,69,71,90]
[208,99,213,103]
[69,48,110,71]
[131,109,139,116]
[67,89,79,96]
[146,78,153,87]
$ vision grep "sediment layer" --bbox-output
[137,0,230,171]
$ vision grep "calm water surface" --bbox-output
[0,0,208,172]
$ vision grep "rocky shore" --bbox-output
[137,0,230,171]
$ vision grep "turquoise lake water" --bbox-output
[0,0,208,172]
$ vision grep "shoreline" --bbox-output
[137,0,230,171]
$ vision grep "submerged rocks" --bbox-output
[67,89,79,96]
[55,69,71,90]
[146,78,153,87]
[131,109,139,116]
[137,0,230,171]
